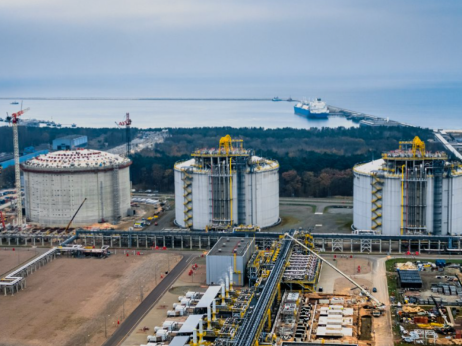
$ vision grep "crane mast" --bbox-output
[8,107,30,227]
[117,113,132,157]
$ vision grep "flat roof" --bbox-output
[54,135,87,140]
[195,286,221,308]
[398,270,422,284]
[178,315,203,334]
[208,237,254,257]
[169,336,190,346]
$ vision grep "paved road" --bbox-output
[103,253,195,346]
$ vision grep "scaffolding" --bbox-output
[182,169,193,228]
[371,173,383,232]
[112,165,121,223]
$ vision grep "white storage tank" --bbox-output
[353,136,462,235]
[21,149,131,226]
[174,135,279,230]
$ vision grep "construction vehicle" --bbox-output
[284,232,385,309]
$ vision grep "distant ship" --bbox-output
[308,98,329,118]
[272,97,282,102]
[294,98,329,118]
[71,123,77,128]
[10,101,19,105]
[287,97,293,102]
[294,100,310,116]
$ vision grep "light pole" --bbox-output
[123,296,127,320]
[105,314,110,338]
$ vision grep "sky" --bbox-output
[1,0,461,97]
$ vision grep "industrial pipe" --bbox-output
[225,276,230,298]
[229,267,234,292]
[221,283,225,305]
[193,329,198,346]
[212,299,217,321]
[207,305,212,330]
[199,319,203,344]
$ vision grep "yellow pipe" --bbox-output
[266,308,272,331]
[401,164,405,235]
[233,253,242,285]
[230,157,233,226]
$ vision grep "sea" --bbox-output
[0,83,461,130]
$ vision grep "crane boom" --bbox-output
[284,232,384,308]
[65,198,87,233]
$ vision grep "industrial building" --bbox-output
[52,135,88,150]
[206,237,255,286]
[397,270,423,290]
[0,150,49,169]
[174,135,279,230]
[21,149,131,226]
[353,136,462,235]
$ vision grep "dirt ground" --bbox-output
[0,248,45,276]
[122,255,207,346]
[0,251,182,346]
[336,257,372,275]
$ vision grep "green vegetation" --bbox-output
[1,125,439,196]
[131,126,437,195]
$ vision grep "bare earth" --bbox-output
[0,248,43,276]
[0,251,181,346]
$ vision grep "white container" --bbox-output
[185,291,196,298]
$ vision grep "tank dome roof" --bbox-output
[21,149,131,171]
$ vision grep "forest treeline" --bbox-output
[0,126,138,152]
[1,125,438,197]
[130,126,437,197]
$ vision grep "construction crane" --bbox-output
[65,198,87,233]
[116,113,132,156]
[5,107,30,228]
[284,232,385,308]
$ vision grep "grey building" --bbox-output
[206,237,255,286]
[52,135,88,150]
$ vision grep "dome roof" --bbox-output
[22,149,131,170]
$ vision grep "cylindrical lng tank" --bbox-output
[21,149,131,227]
[245,159,279,227]
[174,154,279,230]
[353,157,462,235]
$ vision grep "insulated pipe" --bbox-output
[221,283,225,305]
[199,319,203,344]
[225,276,230,298]
[193,329,198,346]
[229,267,234,292]
[207,305,212,330]
[212,299,217,321]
